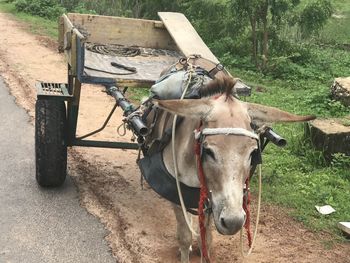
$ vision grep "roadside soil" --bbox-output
[0,12,349,263]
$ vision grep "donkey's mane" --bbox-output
[200,75,237,98]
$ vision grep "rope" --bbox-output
[240,163,262,257]
[117,122,127,136]
[86,43,180,58]
[195,128,259,140]
[117,110,144,137]
[171,63,199,237]
[195,140,211,263]
[86,43,141,57]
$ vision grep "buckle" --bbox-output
[208,63,224,78]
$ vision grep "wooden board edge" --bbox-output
[116,79,155,88]
[158,12,219,63]
[68,12,163,25]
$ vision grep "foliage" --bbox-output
[0,1,58,38]
[299,0,333,37]
[230,0,295,69]
[318,0,350,45]
[139,0,181,19]
[71,2,97,15]
[14,0,65,19]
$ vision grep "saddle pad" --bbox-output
[138,152,200,208]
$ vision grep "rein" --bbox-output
[194,125,260,263]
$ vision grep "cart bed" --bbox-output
[84,48,180,86]
[59,13,221,87]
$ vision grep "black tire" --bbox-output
[35,99,67,187]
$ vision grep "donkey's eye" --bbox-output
[203,147,216,161]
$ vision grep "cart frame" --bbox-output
[34,12,251,187]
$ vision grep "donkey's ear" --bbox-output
[245,102,316,125]
[153,99,213,120]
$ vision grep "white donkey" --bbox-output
[146,76,314,262]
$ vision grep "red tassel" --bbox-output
[195,139,211,263]
[243,178,252,247]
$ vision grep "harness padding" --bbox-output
[138,152,200,208]
[144,67,211,155]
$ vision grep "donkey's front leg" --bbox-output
[173,204,192,263]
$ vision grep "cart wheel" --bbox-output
[35,99,67,187]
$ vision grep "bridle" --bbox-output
[193,125,260,263]
[194,127,259,141]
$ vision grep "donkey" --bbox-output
[145,76,315,262]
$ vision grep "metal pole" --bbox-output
[106,85,148,137]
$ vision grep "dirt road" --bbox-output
[0,12,348,263]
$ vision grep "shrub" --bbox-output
[72,2,97,15]
[299,0,333,37]
[14,0,66,20]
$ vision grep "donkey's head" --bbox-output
[155,76,315,235]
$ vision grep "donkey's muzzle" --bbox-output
[217,209,246,235]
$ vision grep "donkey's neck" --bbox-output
[162,117,200,188]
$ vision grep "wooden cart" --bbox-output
[35,12,251,187]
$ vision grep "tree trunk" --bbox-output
[250,15,258,69]
[133,0,142,18]
[261,0,269,70]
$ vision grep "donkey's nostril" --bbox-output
[218,213,246,235]
[220,217,228,229]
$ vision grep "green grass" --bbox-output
[127,87,150,103]
[0,1,58,39]
[231,60,350,239]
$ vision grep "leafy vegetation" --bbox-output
[0,0,349,240]
[13,0,65,19]
[0,1,58,38]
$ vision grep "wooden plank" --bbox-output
[67,13,178,50]
[338,222,350,236]
[158,12,219,63]
[60,14,86,74]
[83,50,179,87]
[117,79,155,88]
[70,33,77,75]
